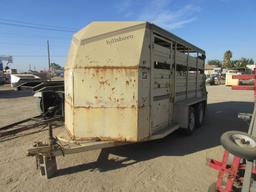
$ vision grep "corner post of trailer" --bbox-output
[196,52,198,97]
[149,25,153,137]
[186,48,189,99]
[174,43,177,103]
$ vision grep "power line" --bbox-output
[0,41,70,47]
[0,18,77,31]
[11,55,66,58]
[0,32,72,40]
[0,21,76,33]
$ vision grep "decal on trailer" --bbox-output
[142,72,148,79]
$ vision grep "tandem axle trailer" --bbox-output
[27,21,207,178]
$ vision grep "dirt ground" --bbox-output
[0,85,40,127]
[0,85,254,192]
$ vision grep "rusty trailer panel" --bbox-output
[64,21,206,142]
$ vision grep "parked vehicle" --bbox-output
[206,74,221,85]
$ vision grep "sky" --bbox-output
[0,0,255,72]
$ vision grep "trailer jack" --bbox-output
[208,131,256,192]
[28,123,64,178]
[27,122,127,179]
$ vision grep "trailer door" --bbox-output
[151,35,173,134]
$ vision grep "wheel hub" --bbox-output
[232,134,256,148]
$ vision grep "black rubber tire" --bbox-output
[195,102,205,128]
[183,107,196,135]
[208,182,217,192]
[220,131,256,161]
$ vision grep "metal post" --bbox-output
[254,67,256,102]
[48,123,55,149]
[174,43,177,103]
[47,40,51,80]
[186,49,189,99]
[196,52,198,97]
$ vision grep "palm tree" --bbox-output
[223,50,233,68]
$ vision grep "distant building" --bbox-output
[205,64,220,75]
[225,69,241,86]
[246,64,256,72]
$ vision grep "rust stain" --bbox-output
[64,125,76,140]
[126,80,129,85]
[73,106,138,110]
[112,87,115,91]
[72,109,75,139]
[73,136,137,142]
[99,80,108,85]
[140,104,145,108]
[71,66,138,70]
[94,96,98,99]
[65,99,73,107]
[64,66,148,71]
[74,106,92,109]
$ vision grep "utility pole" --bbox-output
[47,40,51,80]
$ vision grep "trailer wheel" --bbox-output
[208,182,217,192]
[184,107,196,135]
[220,131,256,161]
[195,102,205,128]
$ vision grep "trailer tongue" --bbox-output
[27,122,180,178]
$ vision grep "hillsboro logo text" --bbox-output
[106,35,134,45]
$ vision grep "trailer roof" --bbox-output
[148,22,205,54]
[74,21,205,54]
[74,21,146,40]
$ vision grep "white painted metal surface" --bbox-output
[64,22,207,142]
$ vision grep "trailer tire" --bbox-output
[220,131,256,161]
[195,102,205,128]
[183,107,196,135]
[208,182,217,192]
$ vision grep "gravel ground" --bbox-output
[0,85,40,127]
[0,85,254,192]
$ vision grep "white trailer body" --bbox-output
[28,21,207,178]
[64,22,207,142]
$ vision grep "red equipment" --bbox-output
[208,71,256,191]
[232,70,256,97]
[208,151,256,192]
